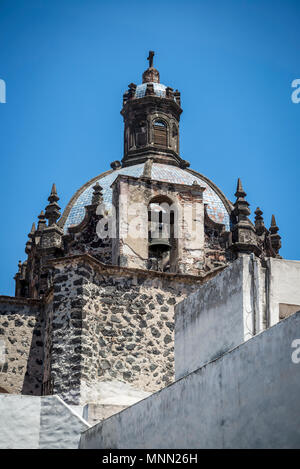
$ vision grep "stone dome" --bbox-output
[61,163,231,233]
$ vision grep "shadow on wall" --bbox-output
[21,316,44,396]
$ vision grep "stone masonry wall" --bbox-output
[49,255,206,405]
[42,293,53,394]
[0,297,43,395]
[80,270,197,400]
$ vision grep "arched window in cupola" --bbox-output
[153,119,168,147]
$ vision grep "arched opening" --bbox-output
[135,120,147,147]
[172,124,178,152]
[153,119,168,147]
[148,196,176,272]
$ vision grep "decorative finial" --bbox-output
[270,214,277,229]
[45,184,61,226]
[37,210,47,231]
[50,183,58,197]
[233,178,250,220]
[29,222,36,236]
[269,214,281,256]
[110,160,121,171]
[25,222,36,254]
[147,51,154,68]
[235,178,246,198]
[230,178,260,256]
[254,207,265,235]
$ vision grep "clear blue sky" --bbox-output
[0,0,299,295]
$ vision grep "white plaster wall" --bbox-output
[0,395,40,449]
[175,255,299,380]
[0,395,89,449]
[81,380,151,406]
[80,380,151,424]
[39,396,90,449]
[175,257,246,379]
[268,258,300,325]
[80,310,300,449]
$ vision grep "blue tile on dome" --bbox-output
[64,164,145,232]
[64,162,230,232]
[135,82,167,99]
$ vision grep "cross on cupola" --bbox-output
[147,50,155,68]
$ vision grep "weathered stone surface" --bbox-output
[39,256,202,405]
[0,298,43,395]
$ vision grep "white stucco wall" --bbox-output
[79,310,300,449]
[0,395,90,449]
[81,380,152,425]
[0,395,41,449]
[175,256,250,379]
[175,255,300,380]
[268,258,300,325]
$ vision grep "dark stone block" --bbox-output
[167,297,176,305]
[102,328,117,337]
[132,365,141,372]
[156,294,164,305]
[76,270,91,279]
[166,321,174,331]
[54,294,65,301]
[71,298,87,308]
[164,334,172,344]
[126,343,136,351]
[55,275,68,283]
[151,327,161,338]
[73,278,84,286]
[14,319,23,327]
[71,337,81,344]
[70,310,82,320]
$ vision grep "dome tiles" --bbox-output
[63,163,230,232]
[135,82,167,99]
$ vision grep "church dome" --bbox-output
[135,82,167,99]
[61,163,231,233]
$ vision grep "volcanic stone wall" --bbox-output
[0,297,43,395]
[42,292,54,394]
[49,255,202,405]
